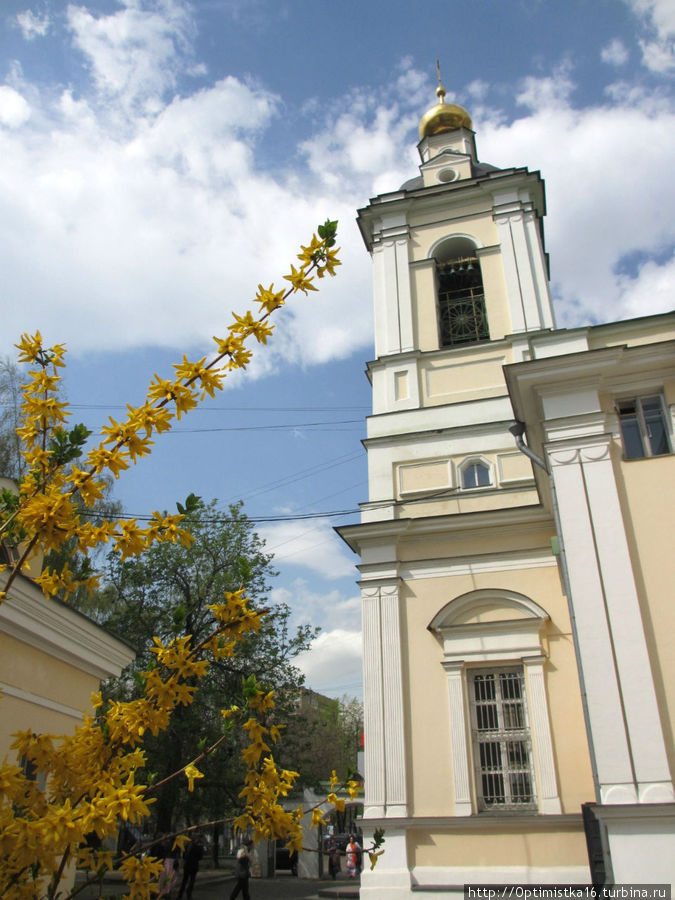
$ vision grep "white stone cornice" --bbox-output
[399,547,556,582]
[338,504,554,555]
[365,395,514,440]
[1,574,134,680]
[361,812,584,830]
[546,436,612,466]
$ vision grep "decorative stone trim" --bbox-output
[430,590,561,815]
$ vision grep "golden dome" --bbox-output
[419,83,472,140]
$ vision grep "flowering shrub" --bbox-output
[0,222,383,900]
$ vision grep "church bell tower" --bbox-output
[338,73,597,898]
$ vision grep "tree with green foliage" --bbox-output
[0,357,27,481]
[280,693,363,790]
[79,497,317,846]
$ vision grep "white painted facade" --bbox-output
[339,90,675,896]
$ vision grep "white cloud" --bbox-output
[1,10,673,368]
[16,10,51,40]
[66,0,194,112]
[0,1,376,366]
[624,0,675,72]
[515,63,576,112]
[268,580,363,698]
[270,578,361,633]
[0,86,31,128]
[258,520,357,580]
[617,252,675,318]
[477,81,675,327]
[639,37,675,72]
[295,629,363,698]
[601,39,630,66]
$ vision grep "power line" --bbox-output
[232,452,363,504]
[81,482,459,526]
[82,507,360,524]
[165,420,363,433]
[29,403,370,412]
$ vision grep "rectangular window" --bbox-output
[468,667,536,811]
[617,395,672,459]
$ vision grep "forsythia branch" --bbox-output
[0,222,360,900]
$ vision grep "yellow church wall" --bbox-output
[407,824,588,870]
[588,318,675,352]
[420,347,511,406]
[400,562,594,818]
[397,523,555,564]
[614,447,675,781]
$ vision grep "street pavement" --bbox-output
[74,867,360,899]
[191,870,359,900]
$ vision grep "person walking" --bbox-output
[177,834,204,900]
[327,837,341,880]
[156,838,180,898]
[229,842,252,900]
[345,834,361,879]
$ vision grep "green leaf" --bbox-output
[318,218,338,248]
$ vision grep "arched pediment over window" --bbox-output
[428,589,550,665]
[430,589,549,630]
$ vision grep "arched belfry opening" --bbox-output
[433,236,488,348]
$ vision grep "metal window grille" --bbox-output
[617,395,671,460]
[469,668,536,811]
[437,259,489,347]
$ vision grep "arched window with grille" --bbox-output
[432,236,489,348]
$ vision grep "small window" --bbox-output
[461,461,491,489]
[617,395,671,459]
[468,667,536,811]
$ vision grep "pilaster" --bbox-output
[524,655,562,814]
[361,580,409,818]
[493,196,553,334]
[371,221,413,358]
[441,661,472,816]
[546,435,674,804]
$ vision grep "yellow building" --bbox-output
[0,572,134,763]
[0,475,134,776]
[0,480,135,891]
[338,83,675,896]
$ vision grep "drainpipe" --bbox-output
[508,421,547,472]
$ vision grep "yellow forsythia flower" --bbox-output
[184,764,204,792]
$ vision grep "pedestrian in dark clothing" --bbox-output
[229,844,251,900]
[327,837,341,879]
[177,835,204,900]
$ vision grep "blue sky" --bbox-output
[1,0,673,698]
